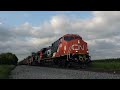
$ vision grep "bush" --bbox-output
[0,52,18,65]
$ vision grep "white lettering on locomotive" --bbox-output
[52,52,56,57]
[79,45,84,50]
[64,46,66,50]
[72,44,84,51]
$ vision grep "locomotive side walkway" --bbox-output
[9,65,120,79]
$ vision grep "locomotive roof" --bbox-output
[52,34,82,44]
[63,34,82,37]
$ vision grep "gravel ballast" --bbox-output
[9,65,120,79]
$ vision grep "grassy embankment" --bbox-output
[0,65,15,79]
[90,58,120,71]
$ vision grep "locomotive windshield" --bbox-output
[74,36,82,39]
[64,36,74,41]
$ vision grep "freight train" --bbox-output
[19,34,91,68]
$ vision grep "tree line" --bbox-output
[0,52,18,65]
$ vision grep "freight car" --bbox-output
[19,34,91,68]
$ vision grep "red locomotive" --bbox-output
[19,34,91,68]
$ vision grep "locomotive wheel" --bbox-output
[40,60,45,66]
[66,62,72,68]
[60,59,65,68]
[62,59,68,68]
[61,59,66,68]
[60,59,69,68]
[57,60,71,68]
[58,60,62,67]
[80,64,86,69]
[53,59,58,65]
[31,61,36,66]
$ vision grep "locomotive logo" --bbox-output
[47,49,51,57]
[71,44,84,51]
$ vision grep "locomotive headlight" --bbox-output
[76,51,78,52]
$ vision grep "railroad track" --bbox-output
[27,63,120,75]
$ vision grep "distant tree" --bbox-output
[0,52,18,65]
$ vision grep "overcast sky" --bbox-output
[0,11,120,61]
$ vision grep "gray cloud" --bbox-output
[0,25,13,41]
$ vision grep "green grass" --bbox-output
[0,65,15,79]
[91,60,120,70]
